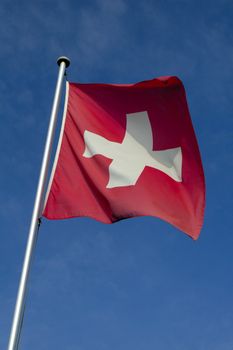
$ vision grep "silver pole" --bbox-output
[7,56,70,350]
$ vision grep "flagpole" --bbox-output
[7,56,70,350]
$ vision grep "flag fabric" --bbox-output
[43,77,205,239]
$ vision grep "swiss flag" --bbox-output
[43,77,205,239]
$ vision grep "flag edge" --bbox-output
[42,81,70,212]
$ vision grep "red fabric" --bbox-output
[43,77,205,239]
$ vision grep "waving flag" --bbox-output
[43,77,205,239]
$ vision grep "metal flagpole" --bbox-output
[7,56,70,350]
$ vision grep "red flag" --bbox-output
[43,77,205,239]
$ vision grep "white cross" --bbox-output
[83,111,182,188]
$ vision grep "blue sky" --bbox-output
[1,0,233,349]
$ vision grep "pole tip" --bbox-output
[57,56,70,68]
